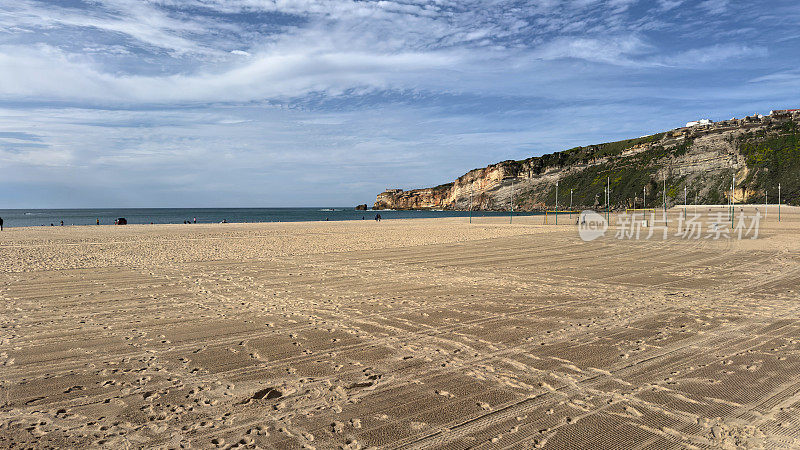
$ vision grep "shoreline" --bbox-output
[0,210,548,230]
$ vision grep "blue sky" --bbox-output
[1,0,799,207]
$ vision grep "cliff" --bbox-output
[374,109,800,210]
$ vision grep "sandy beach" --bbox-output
[2,208,800,449]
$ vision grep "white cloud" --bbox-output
[698,0,730,15]
[657,0,684,11]
[1,0,215,55]
[532,35,652,65]
[0,42,463,103]
[0,0,777,105]
[655,44,767,67]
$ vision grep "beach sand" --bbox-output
[2,207,800,448]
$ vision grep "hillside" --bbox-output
[374,109,800,211]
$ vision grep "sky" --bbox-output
[1,0,800,208]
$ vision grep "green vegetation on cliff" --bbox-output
[500,133,668,178]
[522,122,800,209]
[515,139,692,209]
[738,122,800,204]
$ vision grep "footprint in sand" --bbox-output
[247,425,269,436]
[436,390,455,398]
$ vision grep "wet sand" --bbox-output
[2,208,800,449]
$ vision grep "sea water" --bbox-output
[0,208,540,228]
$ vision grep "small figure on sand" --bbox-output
[375,213,382,221]
[96,218,100,225]
[193,217,196,224]
[60,220,64,226]
[0,216,3,231]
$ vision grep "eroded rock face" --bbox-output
[355,204,367,210]
[374,185,452,210]
[374,111,800,211]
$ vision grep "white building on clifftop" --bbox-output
[686,119,713,127]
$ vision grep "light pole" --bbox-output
[555,180,559,225]
[731,174,735,229]
[684,185,687,228]
[510,178,514,224]
[570,188,573,220]
[469,185,473,224]
[663,178,667,224]
[643,186,646,209]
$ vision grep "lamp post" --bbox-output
[731,174,735,229]
[469,185,473,224]
[510,178,514,224]
[643,186,646,209]
[570,188,573,220]
[555,180,559,225]
[684,185,687,228]
[663,178,667,218]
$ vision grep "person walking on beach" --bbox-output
[0,216,3,231]
[96,218,100,225]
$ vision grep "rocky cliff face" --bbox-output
[374,186,452,210]
[374,110,800,210]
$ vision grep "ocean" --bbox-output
[0,208,541,228]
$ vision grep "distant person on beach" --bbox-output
[193,217,196,224]
[0,216,3,231]
[96,218,100,225]
[60,220,63,226]
[375,213,382,221]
